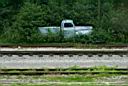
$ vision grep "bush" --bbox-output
[111,9,128,43]
[5,2,48,43]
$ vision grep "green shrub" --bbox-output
[5,2,48,43]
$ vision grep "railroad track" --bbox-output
[0,68,128,75]
[0,47,128,85]
[0,47,128,55]
[0,48,128,69]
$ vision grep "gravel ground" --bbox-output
[0,55,128,68]
[96,75,128,85]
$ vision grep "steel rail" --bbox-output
[0,68,128,71]
[0,48,128,55]
[0,68,128,75]
[0,49,128,55]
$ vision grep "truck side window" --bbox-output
[64,23,73,27]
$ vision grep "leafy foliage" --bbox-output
[5,2,48,43]
[0,0,128,44]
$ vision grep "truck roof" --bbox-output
[62,20,73,23]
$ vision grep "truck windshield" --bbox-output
[64,23,73,27]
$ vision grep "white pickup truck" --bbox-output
[38,20,93,38]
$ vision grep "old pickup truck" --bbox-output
[38,20,93,38]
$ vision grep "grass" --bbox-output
[43,75,94,82]
[11,84,126,86]
[0,74,127,86]
[0,41,127,49]
[0,66,128,86]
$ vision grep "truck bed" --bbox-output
[38,27,60,35]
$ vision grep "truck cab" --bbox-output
[61,20,75,38]
[61,20,93,38]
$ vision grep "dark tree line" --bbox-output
[0,0,128,44]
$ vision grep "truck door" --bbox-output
[62,22,75,38]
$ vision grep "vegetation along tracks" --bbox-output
[0,44,128,49]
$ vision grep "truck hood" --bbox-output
[75,26,93,30]
[75,26,93,35]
